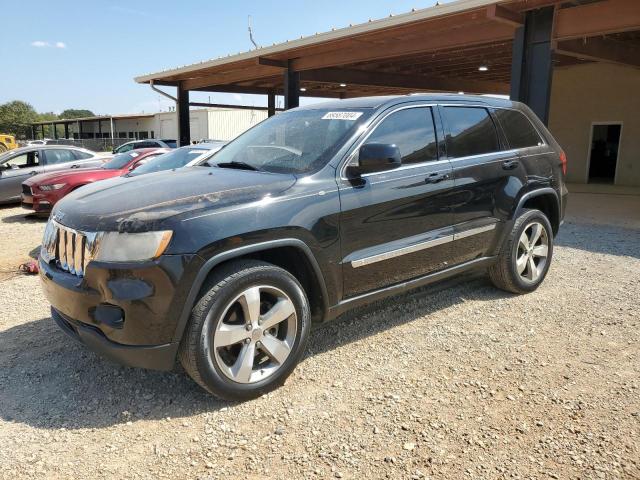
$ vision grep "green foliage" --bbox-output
[59,109,95,119]
[0,101,39,137]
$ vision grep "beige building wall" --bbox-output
[549,62,640,187]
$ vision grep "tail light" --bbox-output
[559,150,567,176]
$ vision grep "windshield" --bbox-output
[128,146,211,176]
[103,151,143,170]
[207,108,373,174]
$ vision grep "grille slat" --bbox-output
[42,220,96,278]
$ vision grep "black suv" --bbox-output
[40,94,568,400]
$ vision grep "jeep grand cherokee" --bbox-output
[39,94,568,400]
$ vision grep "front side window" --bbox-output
[493,109,543,149]
[207,108,373,174]
[0,151,39,169]
[43,149,76,165]
[362,107,438,165]
[103,151,142,170]
[73,150,94,160]
[444,107,500,158]
[115,143,133,153]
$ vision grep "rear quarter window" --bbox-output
[493,109,543,149]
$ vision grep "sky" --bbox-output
[0,0,455,116]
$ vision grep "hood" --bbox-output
[25,167,113,186]
[52,166,297,232]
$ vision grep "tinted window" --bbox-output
[164,140,176,148]
[444,107,499,158]
[493,109,543,149]
[103,151,143,170]
[44,149,76,165]
[363,107,438,165]
[128,147,211,176]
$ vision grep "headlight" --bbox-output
[40,183,66,191]
[93,231,173,262]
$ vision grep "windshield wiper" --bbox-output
[216,161,261,172]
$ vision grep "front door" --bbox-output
[0,150,44,202]
[338,105,455,298]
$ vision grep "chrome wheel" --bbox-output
[212,285,297,384]
[516,221,549,283]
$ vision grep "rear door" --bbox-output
[42,148,83,173]
[440,105,527,265]
[338,105,455,298]
[0,150,44,202]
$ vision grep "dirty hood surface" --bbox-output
[52,166,297,232]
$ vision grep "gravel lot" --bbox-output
[0,193,639,479]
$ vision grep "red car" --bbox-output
[22,148,167,214]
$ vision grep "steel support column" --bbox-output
[267,90,276,117]
[98,120,102,138]
[41,125,45,139]
[284,65,300,110]
[177,82,191,146]
[510,6,555,125]
[52,122,58,139]
[64,123,69,139]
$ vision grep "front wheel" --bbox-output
[179,259,311,401]
[489,209,554,294]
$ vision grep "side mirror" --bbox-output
[347,143,402,176]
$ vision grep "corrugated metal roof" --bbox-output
[134,0,504,83]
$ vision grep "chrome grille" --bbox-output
[41,220,98,277]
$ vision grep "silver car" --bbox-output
[0,145,107,203]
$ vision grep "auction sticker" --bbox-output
[322,111,363,120]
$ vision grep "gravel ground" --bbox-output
[0,193,639,480]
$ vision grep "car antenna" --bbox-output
[248,15,259,49]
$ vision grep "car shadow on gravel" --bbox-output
[1,211,47,224]
[0,273,510,431]
[555,221,640,259]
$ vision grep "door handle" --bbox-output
[70,164,78,168]
[502,159,519,170]
[425,172,450,184]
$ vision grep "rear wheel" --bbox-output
[489,209,553,294]
[179,260,310,400]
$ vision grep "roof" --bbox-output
[135,0,501,84]
[295,93,515,110]
[31,113,155,126]
[132,0,640,99]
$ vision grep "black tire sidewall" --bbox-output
[195,266,310,399]
[508,210,554,292]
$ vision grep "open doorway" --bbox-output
[588,123,622,184]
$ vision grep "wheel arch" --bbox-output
[172,239,330,344]
[514,188,560,236]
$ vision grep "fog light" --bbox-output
[92,304,125,329]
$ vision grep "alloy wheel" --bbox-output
[211,285,297,384]
[516,221,549,283]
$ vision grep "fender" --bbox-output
[171,238,330,343]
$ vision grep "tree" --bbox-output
[59,109,94,119]
[0,100,39,137]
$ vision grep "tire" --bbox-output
[179,259,311,401]
[488,209,554,294]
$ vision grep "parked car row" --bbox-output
[36,95,567,401]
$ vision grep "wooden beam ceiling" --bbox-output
[555,36,640,68]
[555,0,640,40]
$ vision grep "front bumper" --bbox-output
[52,307,178,370]
[21,193,52,213]
[40,253,204,370]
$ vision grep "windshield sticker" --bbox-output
[322,112,363,121]
[188,150,208,155]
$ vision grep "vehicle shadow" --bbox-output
[555,220,640,259]
[0,273,506,430]
[1,211,47,224]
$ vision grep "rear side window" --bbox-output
[443,107,499,158]
[43,149,76,165]
[493,109,543,149]
[363,107,438,165]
